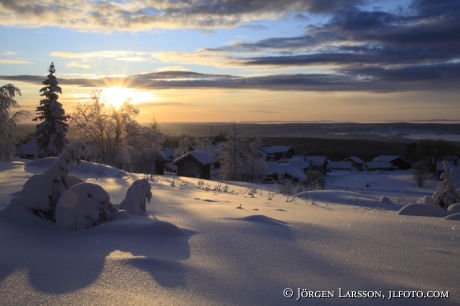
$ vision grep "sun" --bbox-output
[103,86,156,109]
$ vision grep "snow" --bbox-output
[366,161,396,170]
[277,163,308,182]
[0,160,459,305]
[17,139,37,157]
[18,141,88,219]
[305,155,327,166]
[259,146,292,155]
[447,203,460,213]
[173,150,215,165]
[397,204,450,217]
[328,161,352,170]
[373,155,400,162]
[119,179,152,215]
[286,157,309,170]
[344,156,365,164]
[55,182,118,231]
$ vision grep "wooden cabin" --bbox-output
[173,150,215,179]
[343,156,365,171]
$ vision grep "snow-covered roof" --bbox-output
[164,163,177,171]
[278,163,308,182]
[373,155,400,162]
[366,161,396,170]
[344,156,364,164]
[192,145,221,156]
[286,158,309,170]
[173,150,215,165]
[265,161,281,175]
[328,161,352,170]
[258,149,268,157]
[436,161,454,171]
[260,146,292,154]
[305,156,327,166]
[18,139,37,156]
[265,162,308,182]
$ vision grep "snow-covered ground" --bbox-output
[0,161,459,305]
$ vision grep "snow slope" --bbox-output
[0,161,459,305]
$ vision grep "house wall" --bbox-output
[176,155,211,179]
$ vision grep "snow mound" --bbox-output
[55,183,118,231]
[397,204,450,217]
[298,190,401,210]
[119,179,152,215]
[237,215,288,227]
[419,196,433,204]
[99,214,185,236]
[444,213,460,221]
[447,203,460,214]
[26,158,126,178]
[380,196,392,204]
[24,157,57,170]
[0,197,58,230]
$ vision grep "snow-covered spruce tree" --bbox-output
[0,84,30,160]
[33,62,70,158]
[432,161,460,209]
[219,122,249,181]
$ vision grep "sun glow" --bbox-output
[103,86,157,109]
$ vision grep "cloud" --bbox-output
[2,50,16,55]
[51,50,150,61]
[66,61,91,69]
[0,58,31,64]
[145,0,460,90]
[157,66,191,72]
[0,0,363,32]
[1,65,459,93]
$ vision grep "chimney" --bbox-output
[269,155,275,162]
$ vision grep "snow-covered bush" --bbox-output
[55,183,118,231]
[432,161,460,209]
[119,179,152,215]
[306,170,325,190]
[21,141,87,221]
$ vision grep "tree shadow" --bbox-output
[0,213,193,294]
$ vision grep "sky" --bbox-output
[0,0,459,123]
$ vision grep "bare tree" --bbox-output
[175,136,192,159]
[70,89,139,165]
[417,138,455,172]
[412,163,430,187]
[219,122,248,181]
[0,84,30,160]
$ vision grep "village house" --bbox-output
[328,161,353,171]
[365,161,397,171]
[343,156,365,171]
[173,150,215,179]
[259,146,295,161]
[372,155,412,170]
